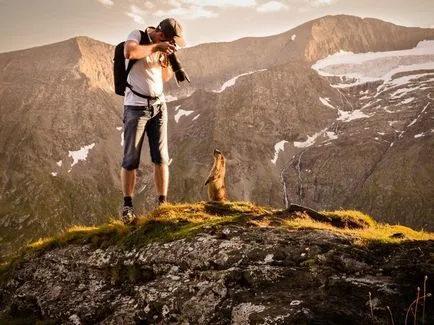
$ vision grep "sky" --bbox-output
[0,0,433,53]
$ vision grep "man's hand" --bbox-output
[155,42,176,55]
[124,41,176,60]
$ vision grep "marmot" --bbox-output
[205,149,226,201]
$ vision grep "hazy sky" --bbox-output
[1,0,433,53]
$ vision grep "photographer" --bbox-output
[120,18,187,224]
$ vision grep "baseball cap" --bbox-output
[157,18,186,47]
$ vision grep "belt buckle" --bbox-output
[143,106,153,118]
[151,97,161,107]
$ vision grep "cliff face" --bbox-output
[0,204,433,324]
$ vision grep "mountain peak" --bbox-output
[303,14,434,62]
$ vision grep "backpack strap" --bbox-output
[125,29,162,101]
[125,30,147,79]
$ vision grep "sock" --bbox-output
[158,195,167,204]
[124,196,133,207]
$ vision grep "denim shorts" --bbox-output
[122,102,169,170]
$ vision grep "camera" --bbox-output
[168,53,190,86]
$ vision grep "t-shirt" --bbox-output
[124,29,165,106]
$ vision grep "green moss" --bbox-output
[1,201,433,286]
[300,258,316,267]
[320,210,376,229]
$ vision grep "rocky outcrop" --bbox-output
[0,216,433,324]
[1,14,433,257]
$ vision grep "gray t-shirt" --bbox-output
[124,29,165,106]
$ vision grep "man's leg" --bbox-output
[120,168,136,223]
[120,106,148,223]
[121,167,136,197]
[154,163,169,203]
[147,103,169,205]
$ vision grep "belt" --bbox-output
[126,83,161,101]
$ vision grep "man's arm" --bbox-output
[124,41,176,60]
[160,54,173,82]
[162,65,173,82]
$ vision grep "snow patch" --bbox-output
[68,143,96,169]
[165,94,178,102]
[379,72,434,94]
[116,127,124,146]
[311,40,434,89]
[326,131,338,140]
[408,103,430,127]
[56,160,62,167]
[192,114,200,121]
[214,69,267,93]
[271,140,288,165]
[291,34,296,41]
[337,109,372,122]
[414,132,427,138]
[174,109,194,123]
[390,86,421,99]
[294,128,327,148]
[319,97,335,109]
[400,97,415,105]
[51,172,57,177]
[361,98,381,109]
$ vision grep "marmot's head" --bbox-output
[213,149,225,167]
[214,149,224,159]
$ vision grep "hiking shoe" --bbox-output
[157,195,168,206]
[120,206,137,225]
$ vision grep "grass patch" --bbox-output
[321,210,376,229]
[284,209,434,245]
[0,202,265,284]
[1,202,433,284]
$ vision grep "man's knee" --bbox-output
[151,159,169,166]
[150,148,169,165]
[151,153,169,165]
[122,160,139,170]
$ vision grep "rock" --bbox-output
[1,224,433,324]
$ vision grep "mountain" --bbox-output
[166,15,434,229]
[167,15,434,98]
[0,15,433,256]
[1,203,433,324]
[0,37,124,256]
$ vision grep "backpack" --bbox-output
[113,30,148,96]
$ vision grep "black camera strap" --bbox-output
[126,83,161,101]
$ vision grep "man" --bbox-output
[120,18,186,224]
